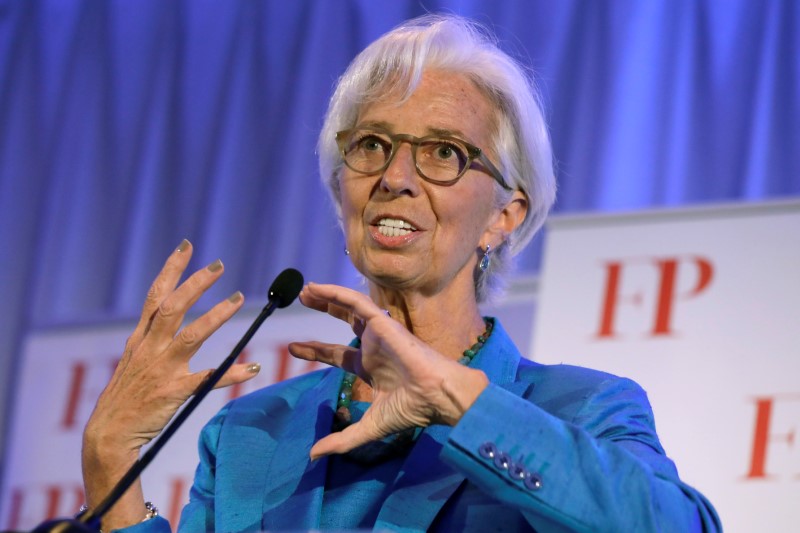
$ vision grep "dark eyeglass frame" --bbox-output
[335,127,512,191]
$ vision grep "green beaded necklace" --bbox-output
[333,318,494,431]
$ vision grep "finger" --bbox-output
[183,362,262,392]
[298,288,364,336]
[214,362,263,389]
[164,290,245,363]
[298,287,353,323]
[300,283,385,326]
[147,258,227,344]
[297,286,336,313]
[127,240,194,353]
[288,341,360,373]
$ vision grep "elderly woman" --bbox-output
[82,15,720,533]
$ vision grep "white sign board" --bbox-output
[532,200,800,532]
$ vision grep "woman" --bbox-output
[82,15,720,532]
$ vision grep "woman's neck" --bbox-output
[368,281,487,362]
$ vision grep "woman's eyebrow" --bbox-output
[355,120,393,131]
[427,127,474,143]
[354,122,473,143]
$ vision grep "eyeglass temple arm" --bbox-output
[476,151,512,191]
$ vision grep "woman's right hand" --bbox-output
[81,240,260,529]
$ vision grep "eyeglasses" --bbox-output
[335,127,512,190]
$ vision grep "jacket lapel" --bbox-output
[259,368,342,530]
[375,320,532,531]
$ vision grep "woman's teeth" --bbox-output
[377,218,416,237]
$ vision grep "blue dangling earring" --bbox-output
[479,244,491,272]
[344,247,350,256]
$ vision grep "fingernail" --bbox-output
[227,291,243,304]
[176,239,190,252]
[246,363,261,374]
[207,259,223,272]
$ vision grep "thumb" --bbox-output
[310,418,384,460]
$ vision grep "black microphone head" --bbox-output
[268,268,304,308]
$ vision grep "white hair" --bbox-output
[318,14,556,302]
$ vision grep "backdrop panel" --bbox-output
[532,199,800,532]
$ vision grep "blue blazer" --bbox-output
[125,320,720,532]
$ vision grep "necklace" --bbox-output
[333,318,494,431]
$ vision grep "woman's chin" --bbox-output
[359,257,426,292]
[364,267,420,290]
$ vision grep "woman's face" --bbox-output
[339,69,513,298]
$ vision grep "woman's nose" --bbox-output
[380,143,420,196]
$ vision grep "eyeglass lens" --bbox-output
[341,129,471,182]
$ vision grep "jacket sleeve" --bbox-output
[440,378,721,533]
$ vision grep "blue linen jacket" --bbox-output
[120,320,720,532]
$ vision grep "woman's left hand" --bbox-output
[288,282,489,459]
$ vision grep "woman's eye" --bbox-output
[359,136,384,152]
[435,143,463,160]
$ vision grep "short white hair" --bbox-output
[318,14,556,302]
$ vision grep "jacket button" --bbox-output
[478,442,497,460]
[524,472,543,491]
[493,451,512,470]
[508,460,527,481]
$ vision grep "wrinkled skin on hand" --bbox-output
[288,282,488,460]
[81,241,259,530]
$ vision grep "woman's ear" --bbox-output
[484,190,528,246]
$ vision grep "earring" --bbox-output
[479,244,491,272]
[344,247,350,256]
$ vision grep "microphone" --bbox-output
[31,268,304,532]
[269,267,304,308]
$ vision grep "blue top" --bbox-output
[117,319,721,532]
[319,401,407,530]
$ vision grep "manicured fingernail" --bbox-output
[207,259,223,272]
[246,363,261,374]
[227,291,243,304]
[177,239,190,252]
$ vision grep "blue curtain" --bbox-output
[1,0,798,468]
